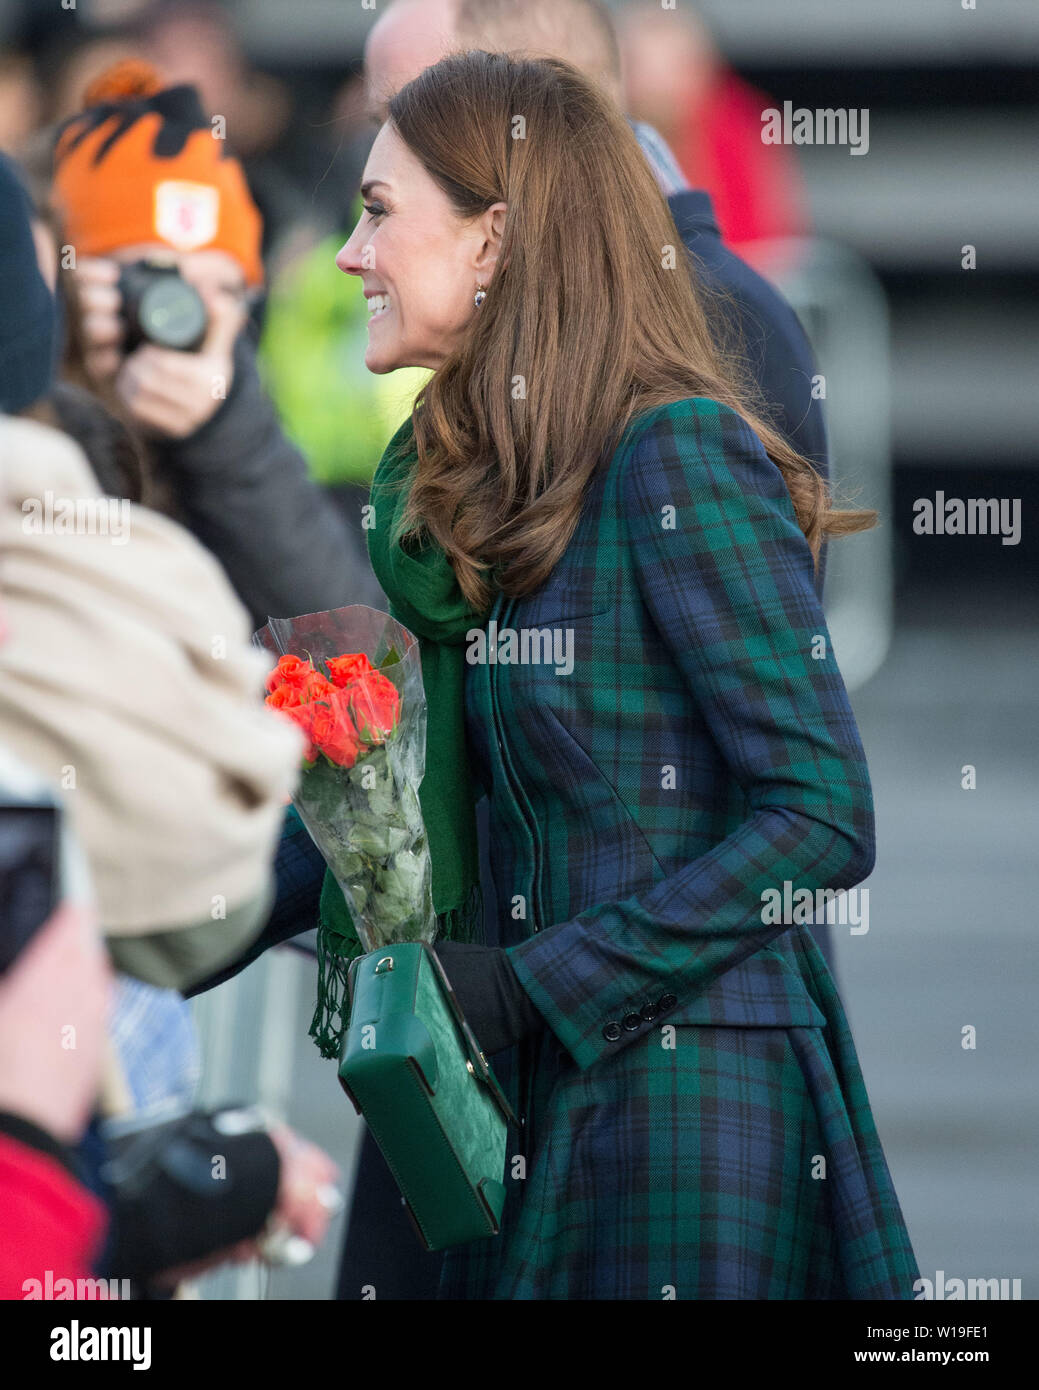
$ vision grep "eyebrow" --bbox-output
[360,179,391,198]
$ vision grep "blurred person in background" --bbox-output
[6,0,386,522]
[618,2,809,264]
[0,150,341,1294]
[47,59,384,623]
[0,897,111,1301]
[139,0,300,266]
[0,168,113,1290]
[137,0,372,490]
[0,49,42,154]
[0,751,112,1301]
[47,35,141,128]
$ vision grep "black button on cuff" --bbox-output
[657,993,678,1011]
[640,1002,659,1022]
[602,1021,623,1042]
[621,1012,642,1032]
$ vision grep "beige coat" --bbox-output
[0,415,303,987]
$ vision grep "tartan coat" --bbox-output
[438,396,919,1300]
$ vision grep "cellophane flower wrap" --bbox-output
[256,606,435,1050]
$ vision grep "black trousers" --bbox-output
[336,1127,445,1300]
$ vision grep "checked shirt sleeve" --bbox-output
[507,398,875,1070]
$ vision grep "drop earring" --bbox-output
[474,284,487,308]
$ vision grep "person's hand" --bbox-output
[265,1122,341,1248]
[114,278,246,439]
[148,1123,341,1289]
[433,941,544,1056]
[0,902,112,1144]
[72,256,246,439]
[73,257,125,387]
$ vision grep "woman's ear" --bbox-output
[473,202,507,278]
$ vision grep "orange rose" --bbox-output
[266,653,311,694]
[267,655,336,706]
[299,670,336,701]
[311,692,362,768]
[326,652,375,688]
[347,670,400,744]
[265,685,298,711]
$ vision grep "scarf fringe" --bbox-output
[309,876,485,1060]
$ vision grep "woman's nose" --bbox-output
[336,222,367,276]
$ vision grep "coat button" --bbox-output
[657,993,678,1011]
[602,1021,623,1042]
[640,1002,659,1022]
[622,1012,642,1031]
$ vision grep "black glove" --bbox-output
[433,942,544,1057]
[99,1106,280,1282]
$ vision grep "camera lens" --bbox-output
[137,276,207,351]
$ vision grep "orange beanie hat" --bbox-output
[52,60,264,286]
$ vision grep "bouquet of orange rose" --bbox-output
[258,609,515,1253]
[256,606,435,960]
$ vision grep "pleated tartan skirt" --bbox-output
[437,1004,920,1300]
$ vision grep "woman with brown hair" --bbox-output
[332,49,918,1299]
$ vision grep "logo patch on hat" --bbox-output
[154,180,219,252]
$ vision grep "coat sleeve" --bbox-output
[0,1125,107,1298]
[506,397,875,1070]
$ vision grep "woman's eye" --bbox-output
[364,202,387,220]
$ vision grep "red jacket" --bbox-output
[675,71,809,253]
[0,1133,107,1300]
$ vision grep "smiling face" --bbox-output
[335,122,504,374]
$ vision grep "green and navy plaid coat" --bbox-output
[439,396,918,1300]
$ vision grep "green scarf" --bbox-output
[311,416,491,1056]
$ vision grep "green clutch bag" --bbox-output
[338,942,517,1252]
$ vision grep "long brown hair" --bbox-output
[389,51,875,612]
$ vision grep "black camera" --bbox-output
[117,259,208,353]
[0,803,60,976]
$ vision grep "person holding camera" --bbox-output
[49,60,385,626]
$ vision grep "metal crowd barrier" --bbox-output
[189,943,315,1300]
[757,236,895,691]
